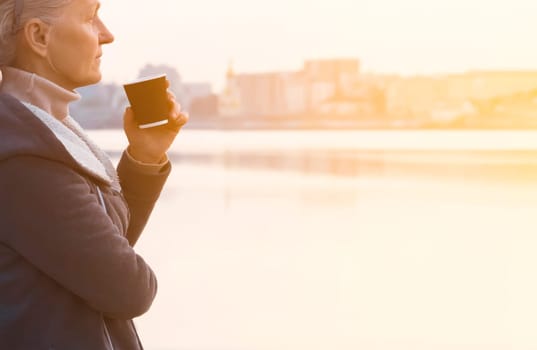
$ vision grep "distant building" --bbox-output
[189,94,219,117]
[218,63,242,117]
[184,83,211,101]
[319,96,369,116]
[218,58,362,118]
[233,72,289,117]
[385,71,537,122]
[319,85,386,118]
[183,82,212,111]
[465,87,537,128]
[303,59,360,111]
[280,72,307,115]
[71,83,126,128]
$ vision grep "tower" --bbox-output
[218,61,242,117]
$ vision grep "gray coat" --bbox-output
[0,93,170,349]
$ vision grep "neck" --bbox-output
[0,66,80,121]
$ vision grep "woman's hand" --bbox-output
[123,80,189,164]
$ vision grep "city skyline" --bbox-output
[72,58,537,130]
[98,0,537,90]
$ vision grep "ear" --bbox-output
[21,18,52,58]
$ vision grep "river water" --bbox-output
[90,129,537,350]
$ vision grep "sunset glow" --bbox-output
[100,0,537,89]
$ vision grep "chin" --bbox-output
[88,70,103,84]
[76,72,102,88]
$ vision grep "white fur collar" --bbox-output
[21,101,120,190]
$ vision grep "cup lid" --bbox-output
[124,73,166,85]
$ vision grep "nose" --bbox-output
[97,17,115,45]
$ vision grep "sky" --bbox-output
[98,0,537,91]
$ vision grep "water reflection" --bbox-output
[162,149,537,184]
[100,132,537,350]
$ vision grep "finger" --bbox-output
[167,94,181,115]
[167,111,189,131]
[123,106,135,127]
[175,111,189,126]
[167,90,176,101]
[168,102,182,119]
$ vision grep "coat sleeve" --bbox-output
[116,150,171,246]
[0,155,157,320]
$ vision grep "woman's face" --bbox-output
[46,0,114,90]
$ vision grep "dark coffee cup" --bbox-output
[123,74,169,129]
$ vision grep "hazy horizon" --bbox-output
[98,0,537,90]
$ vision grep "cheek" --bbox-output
[50,27,98,65]
[50,34,100,84]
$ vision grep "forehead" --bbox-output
[57,0,99,18]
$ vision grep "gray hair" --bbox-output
[0,0,71,66]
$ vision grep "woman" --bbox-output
[0,0,188,349]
